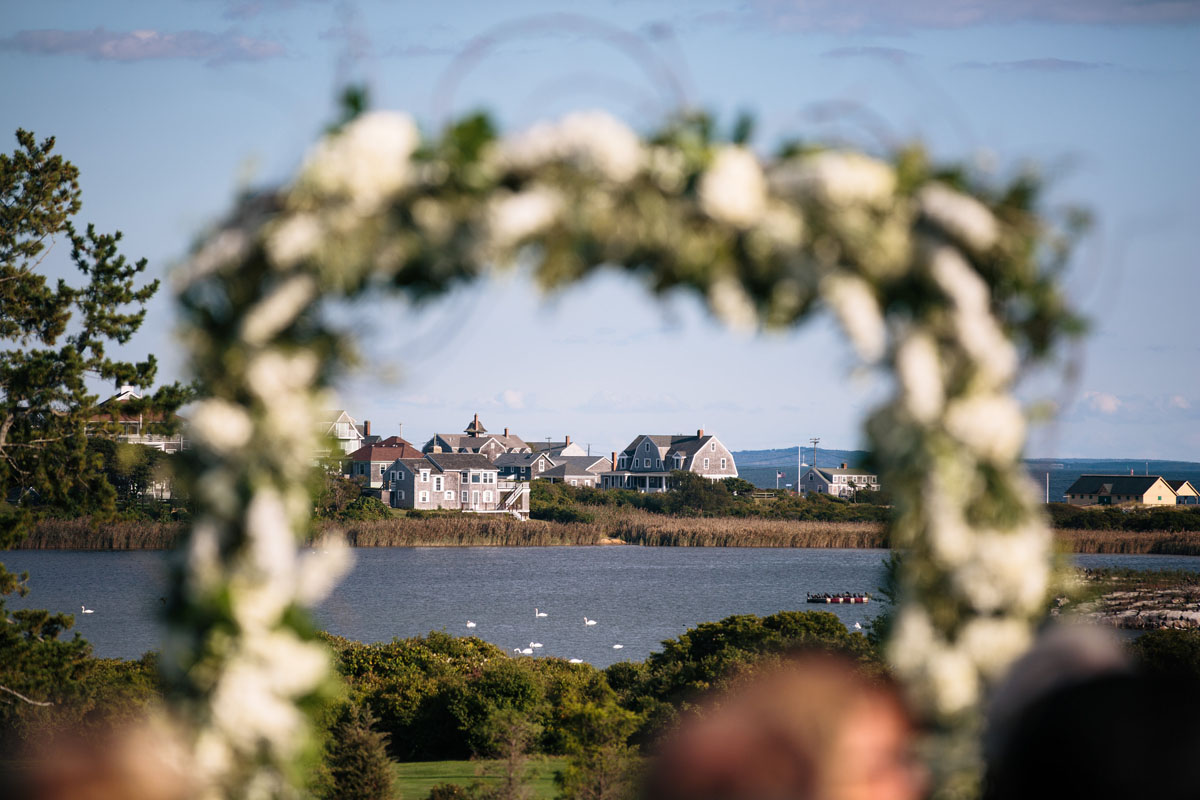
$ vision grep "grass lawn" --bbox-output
[394,758,565,799]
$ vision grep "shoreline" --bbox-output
[9,517,1200,555]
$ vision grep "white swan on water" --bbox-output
[853,622,862,630]
[520,647,533,655]
[80,605,94,614]
[584,617,597,626]
[466,621,476,628]
[530,641,543,648]
[535,608,547,618]
[612,644,623,649]
[568,658,583,664]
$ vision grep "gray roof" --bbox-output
[495,452,549,468]
[812,467,875,480]
[424,453,498,471]
[555,455,612,474]
[1065,475,1170,496]
[621,434,713,458]
[396,457,440,473]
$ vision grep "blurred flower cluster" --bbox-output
[178,108,1082,797]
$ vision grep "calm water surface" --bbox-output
[4,548,1197,666]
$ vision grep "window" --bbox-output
[634,458,640,468]
[618,458,626,469]
[710,442,716,451]
[461,471,468,481]
[485,473,495,483]
[390,471,398,481]
[397,490,405,500]
[397,469,406,479]
[433,476,444,491]
[721,458,727,469]
[461,490,468,503]
[379,464,386,474]
[420,470,429,482]
[657,459,662,469]
[644,442,652,452]
[703,458,710,469]
[419,491,429,503]
[472,491,479,506]
[538,461,545,472]
[472,473,481,483]
[570,480,577,487]
[445,491,454,500]
[483,491,493,503]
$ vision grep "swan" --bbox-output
[853,622,862,630]
[466,621,476,628]
[530,641,543,648]
[535,608,547,618]
[80,605,94,614]
[568,658,583,664]
[520,647,533,655]
[584,617,597,626]
[611,644,623,649]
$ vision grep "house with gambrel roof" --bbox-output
[600,429,737,493]
[423,414,531,462]
[1065,475,1177,506]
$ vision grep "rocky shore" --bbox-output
[1061,570,1200,630]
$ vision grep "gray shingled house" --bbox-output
[799,464,879,499]
[423,414,531,462]
[600,429,737,493]
[384,452,529,517]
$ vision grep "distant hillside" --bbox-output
[733,448,1200,497]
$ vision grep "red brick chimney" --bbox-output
[565,434,571,446]
[697,428,705,438]
[612,451,618,471]
[504,427,509,437]
[363,420,371,437]
[840,462,847,469]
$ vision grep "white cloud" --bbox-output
[1170,395,1191,410]
[0,27,285,65]
[1084,391,1121,414]
[500,389,526,410]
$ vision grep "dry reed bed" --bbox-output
[18,518,185,549]
[319,516,605,547]
[1054,529,1200,556]
[14,516,1200,554]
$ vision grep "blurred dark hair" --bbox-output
[984,670,1200,800]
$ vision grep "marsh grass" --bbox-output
[16,513,1200,553]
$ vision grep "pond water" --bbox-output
[4,548,1196,666]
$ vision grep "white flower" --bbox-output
[958,617,1033,680]
[499,111,642,183]
[772,150,896,209]
[708,275,758,333]
[895,330,943,423]
[821,273,885,362]
[190,400,253,455]
[927,245,1017,386]
[926,646,980,715]
[265,214,322,270]
[944,393,1025,463]
[179,227,251,290]
[888,606,937,675]
[240,274,318,347]
[754,203,806,251]
[699,146,766,229]
[296,535,354,606]
[953,526,1051,614]
[919,182,999,253]
[210,662,305,755]
[300,111,420,211]
[244,631,330,696]
[246,350,318,401]
[487,186,563,248]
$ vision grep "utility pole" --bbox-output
[810,437,820,471]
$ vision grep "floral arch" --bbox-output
[175,108,1080,798]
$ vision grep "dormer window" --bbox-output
[420,470,430,482]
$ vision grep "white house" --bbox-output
[799,464,879,498]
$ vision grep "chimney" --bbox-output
[363,420,371,437]
[612,451,618,471]
[840,462,847,469]
[697,428,705,438]
[505,427,510,437]
[565,434,571,446]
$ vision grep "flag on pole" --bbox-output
[777,471,784,479]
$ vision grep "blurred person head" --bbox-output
[645,653,926,800]
[984,668,1200,800]
[1,715,191,800]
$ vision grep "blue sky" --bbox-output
[2,1,1198,460]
